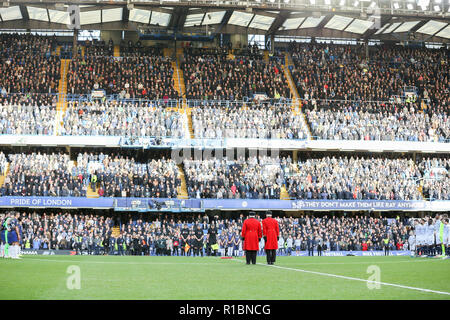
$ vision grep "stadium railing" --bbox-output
[310,135,450,143]
[65,94,179,107]
[185,98,298,108]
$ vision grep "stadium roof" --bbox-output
[0,1,448,41]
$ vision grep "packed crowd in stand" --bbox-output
[0,151,180,198]
[0,152,87,197]
[67,52,178,100]
[119,40,162,57]
[181,48,290,100]
[303,100,449,142]
[82,39,115,57]
[183,156,283,199]
[1,210,415,255]
[76,152,180,198]
[0,94,57,135]
[191,102,308,140]
[61,100,186,138]
[283,155,422,200]
[0,34,61,94]
[418,157,450,200]
[0,150,448,200]
[289,42,449,104]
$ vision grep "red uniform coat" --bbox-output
[262,217,279,250]
[241,217,262,251]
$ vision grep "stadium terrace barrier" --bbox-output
[185,98,297,107]
[65,95,180,107]
[1,135,450,153]
[0,197,449,211]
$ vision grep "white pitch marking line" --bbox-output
[269,259,443,266]
[233,259,450,296]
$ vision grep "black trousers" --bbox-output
[245,250,257,264]
[265,249,276,264]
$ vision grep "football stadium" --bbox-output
[0,0,449,303]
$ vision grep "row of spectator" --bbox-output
[191,102,308,140]
[181,50,290,100]
[67,55,178,100]
[0,152,447,200]
[303,100,449,143]
[2,210,413,254]
[0,94,57,135]
[0,34,61,94]
[183,156,286,200]
[2,93,448,143]
[61,100,186,138]
[289,42,448,105]
[1,34,447,107]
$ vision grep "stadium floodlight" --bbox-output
[284,0,290,3]
[340,0,346,5]
[310,0,316,4]
[393,2,400,8]
[433,4,441,9]
[325,0,331,4]
[407,3,414,8]
[369,1,376,7]
[434,0,441,3]
[354,0,359,6]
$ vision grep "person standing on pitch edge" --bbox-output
[241,211,262,265]
[383,235,390,256]
[262,211,279,265]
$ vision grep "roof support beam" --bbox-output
[362,14,392,40]
[122,5,129,23]
[19,4,29,22]
[266,10,289,35]
[214,9,232,34]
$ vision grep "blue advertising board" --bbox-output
[0,197,448,211]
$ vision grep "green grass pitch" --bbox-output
[0,255,449,300]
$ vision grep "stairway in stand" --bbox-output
[55,59,71,135]
[280,185,290,200]
[87,184,100,198]
[172,47,192,138]
[177,164,189,199]
[418,184,425,200]
[263,50,270,63]
[0,163,10,188]
[174,47,187,104]
[114,45,120,57]
[171,61,186,104]
[283,52,313,139]
[163,47,173,59]
[283,52,300,106]
[186,108,194,139]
